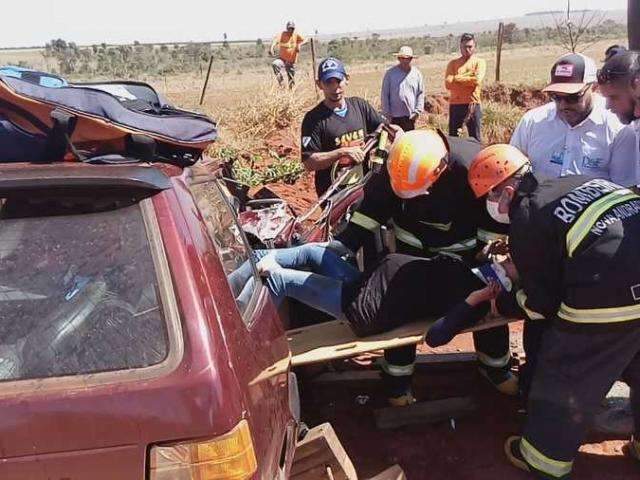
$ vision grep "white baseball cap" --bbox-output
[394,46,416,58]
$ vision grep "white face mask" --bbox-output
[486,198,510,224]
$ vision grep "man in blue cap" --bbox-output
[301,57,391,196]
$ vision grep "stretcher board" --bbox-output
[287,315,518,366]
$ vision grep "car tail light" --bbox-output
[148,420,258,480]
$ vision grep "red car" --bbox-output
[0,161,298,479]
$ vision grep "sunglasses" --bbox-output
[597,67,630,84]
[549,87,590,104]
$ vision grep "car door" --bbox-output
[187,177,297,477]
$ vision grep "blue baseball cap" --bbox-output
[317,57,347,82]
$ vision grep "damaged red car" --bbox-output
[0,161,299,480]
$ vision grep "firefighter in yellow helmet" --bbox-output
[336,129,515,406]
[468,144,640,478]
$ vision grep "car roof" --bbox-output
[0,162,179,193]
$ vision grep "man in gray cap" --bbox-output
[270,21,307,88]
[381,46,424,131]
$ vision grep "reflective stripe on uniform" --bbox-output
[429,237,477,253]
[350,211,381,232]
[477,228,508,244]
[566,190,639,258]
[393,223,424,250]
[558,302,640,324]
[476,350,511,368]
[419,220,452,231]
[516,290,545,320]
[393,222,476,254]
[380,359,415,377]
[520,437,573,478]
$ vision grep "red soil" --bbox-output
[300,323,636,479]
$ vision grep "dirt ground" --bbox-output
[299,323,638,479]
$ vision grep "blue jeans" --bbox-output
[229,243,361,318]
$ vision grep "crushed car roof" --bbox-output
[0,163,173,192]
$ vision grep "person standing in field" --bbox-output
[270,21,307,88]
[380,46,425,132]
[445,33,486,141]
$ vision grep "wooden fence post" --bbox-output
[199,55,214,106]
[310,38,319,100]
[495,22,504,83]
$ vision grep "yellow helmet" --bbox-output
[387,129,449,199]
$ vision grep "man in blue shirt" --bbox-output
[381,46,425,131]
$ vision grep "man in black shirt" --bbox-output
[343,253,505,340]
[301,57,388,196]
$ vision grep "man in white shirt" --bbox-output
[602,50,640,188]
[510,53,626,183]
[608,121,639,188]
[597,50,638,125]
[381,46,424,131]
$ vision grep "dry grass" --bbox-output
[214,82,314,151]
[481,100,527,144]
[0,49,51,70]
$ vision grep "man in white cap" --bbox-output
[510,53,626,182]
[381,46,424,131]
[270,20,307,88]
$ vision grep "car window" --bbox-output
[0,195,169,382]
[189,180,260,323]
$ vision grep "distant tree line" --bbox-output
[42,38,260,77]
[321,19,624,61]
[38,19,625,79]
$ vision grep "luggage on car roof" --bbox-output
[0,70,217,166]
[0,66,68,88]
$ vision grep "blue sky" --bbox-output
[3,0,627,48]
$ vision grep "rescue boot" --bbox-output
[478,362,519,396]
[505,436,572,479]
[504,436,531,473]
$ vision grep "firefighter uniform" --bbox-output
[506,173,640,478]
[337,134,512,398]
